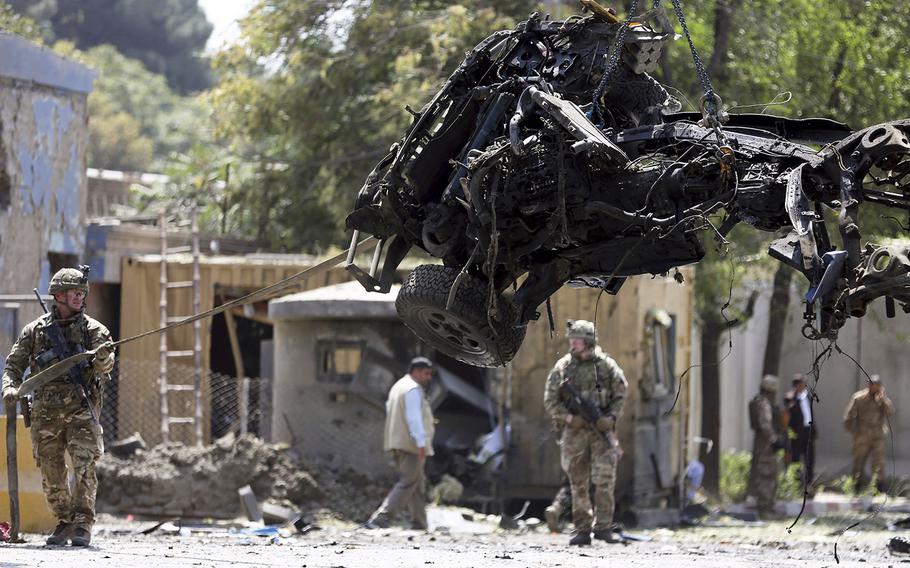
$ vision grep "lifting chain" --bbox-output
[592,0,726,128]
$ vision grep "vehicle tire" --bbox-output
[396,264,526,367]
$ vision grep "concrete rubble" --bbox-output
[97,433,390,521]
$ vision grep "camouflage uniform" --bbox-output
[544,342,627,534]
[1,273,113,537]
[748,377,781,516]
[844,383,895,487]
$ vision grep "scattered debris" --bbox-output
[137,519,181,535]
[238,485,263,523]
[498,500,530,530]
[0,521,10,542]
[680,503,710,526]
[97,433,389,521]
[109,432,147,458]
[888,536,910,555]
[262,502,302,526]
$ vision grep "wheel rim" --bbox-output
[413,306,487,355]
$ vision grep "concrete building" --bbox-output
[0,32,96,353]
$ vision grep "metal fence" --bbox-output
[98,359,272,448]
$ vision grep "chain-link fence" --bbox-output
[99,359,272,448]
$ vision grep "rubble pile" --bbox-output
[97,433,388,521]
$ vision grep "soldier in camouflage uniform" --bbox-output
[544,320,627,546]
[844,375,895,492]
[1,268,114,547]
[748,375,783,519]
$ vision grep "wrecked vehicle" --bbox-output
[344,5,910,367]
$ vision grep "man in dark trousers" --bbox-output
[788,374,816,493]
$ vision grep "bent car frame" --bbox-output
[344,7,910,367]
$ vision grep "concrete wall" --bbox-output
[0,33,93,352]
[271,318,415,472]
[722,282,910,478]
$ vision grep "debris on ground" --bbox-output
[97,433,389,521]
[888,536,910,555]
[108,432,147,457]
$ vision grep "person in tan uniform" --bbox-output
[844,375,895,492]
[1,268,114,547]
[748,375,784,519]
[365,356,435,530]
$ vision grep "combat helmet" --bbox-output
[566,319,597,345]
[48,266,90,295]
[760,374,779,393]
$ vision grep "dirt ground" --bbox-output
[2,507,909,567]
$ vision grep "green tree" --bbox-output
[8,0,213,93]
[54,42,208,171]
[0,1,43,41]
[667,0,910,491]
[207,1,524,250]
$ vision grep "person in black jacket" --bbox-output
[788,374,817,494]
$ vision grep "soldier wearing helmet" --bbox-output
[543,320,627,546]
[747,375,784,519]
[1,266,114,547]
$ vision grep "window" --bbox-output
[316,339,363,383]
[645,309,676,399]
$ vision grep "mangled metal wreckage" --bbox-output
[344,5,910,367]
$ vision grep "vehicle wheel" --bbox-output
[396,264,526,367]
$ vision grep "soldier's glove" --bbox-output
[566,415,586,429]
[2,386,17,404]
[93,342,115,374]
[596,416,615,432]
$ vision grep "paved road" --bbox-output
[0,510,904,567]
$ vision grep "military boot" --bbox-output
[544,504,562,533]
[45,521,73,546]
[568,531,591,545]
[70,526,92,547]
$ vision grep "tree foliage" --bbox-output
[54,42,208,171]
[0,1,43,41]
[207,1,525,250]
[199,0,910,252]
[7,0,213,93]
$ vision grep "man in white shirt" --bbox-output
[365,356,436,530]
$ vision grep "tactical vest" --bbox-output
[31,312,97,394]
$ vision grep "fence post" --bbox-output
[239,377,249,437]
[158,210,170,444]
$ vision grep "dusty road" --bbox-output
[1,508,907,567]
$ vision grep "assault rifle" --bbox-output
[32,286,100,427]
[559,379,620,453]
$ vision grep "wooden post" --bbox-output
[224,308,248,436]
[240,377,250,437]
[192,208,203,446]
[5,400,19,542]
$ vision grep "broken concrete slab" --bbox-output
[238,485,263,523]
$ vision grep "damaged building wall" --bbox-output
[269,318,413,472]
[0,32,94,353]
